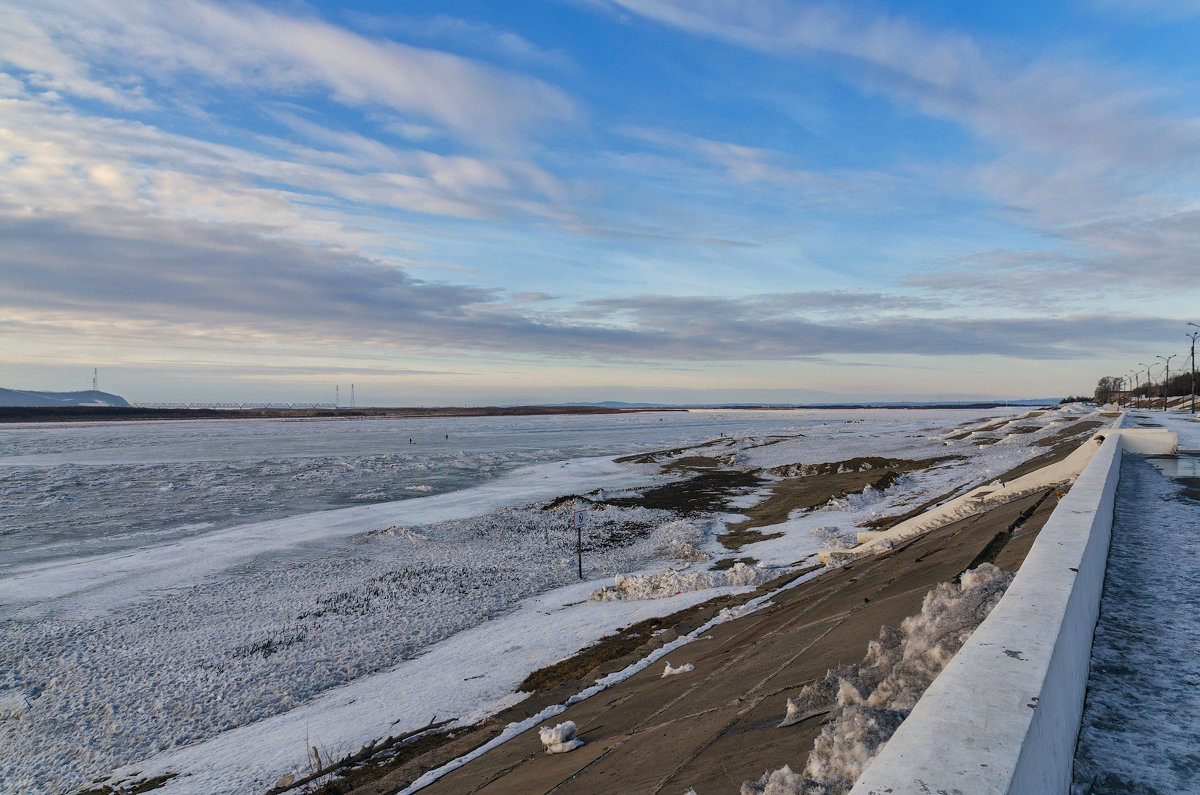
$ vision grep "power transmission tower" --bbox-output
[92,368,98,391]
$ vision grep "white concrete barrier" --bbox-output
[851,427,1176,795]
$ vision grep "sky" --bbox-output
[2,0,1198,405]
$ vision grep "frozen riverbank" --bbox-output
[0,406,1098,794]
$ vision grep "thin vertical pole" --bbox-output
[577,524,583,580]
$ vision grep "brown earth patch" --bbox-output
[664,455,723,471]
[764,455,961,479]
[614,437,729,465]
[711,556,759,570]
[718,528,786,551]
[972,436,1002,445]
[721,458,957,550]
[1006,425,1041,434]
[606,469,762,514]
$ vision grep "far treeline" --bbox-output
[1094,371,1196,404]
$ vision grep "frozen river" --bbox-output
[0,410,825,571]
[2,405,1073,794]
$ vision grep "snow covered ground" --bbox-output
[1072,410,1200,794]
[0,406,1100,794]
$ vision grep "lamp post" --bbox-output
[1189,323,1199,415]
[1139,362,1154,412]
[1130,371,1140,409]
[1157,354,1176,411]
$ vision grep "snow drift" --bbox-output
[589,562,774,601]
[745,564,1014,795]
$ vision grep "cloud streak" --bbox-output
[2,0,576,147]
[0,209,1181,364]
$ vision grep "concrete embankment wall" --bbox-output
[851,425,1177,795]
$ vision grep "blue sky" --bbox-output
[2,0,1198,404]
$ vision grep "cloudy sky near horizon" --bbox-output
[2,0,1198,405]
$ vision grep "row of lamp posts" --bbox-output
[1125,321,1198,413]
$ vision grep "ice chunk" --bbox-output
[661,661,695,677]
[539,720,584,754]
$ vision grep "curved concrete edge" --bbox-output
[850,427,1176,795]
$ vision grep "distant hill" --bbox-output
[0,388,131,407]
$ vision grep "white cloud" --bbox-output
[1,0,576,147]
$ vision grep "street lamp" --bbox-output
[1157,354,1176,411]
[1139,362,1155,412]
[1129,370,1140,409]
[1187,323,1199,414]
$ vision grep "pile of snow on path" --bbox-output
[590,562,774,601]
[539,721,583,753]
[662,661,695,677]
[745,564,1014,795]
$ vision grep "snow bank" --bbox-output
[589,562,775,601]
[826,426,1112,563]
[745,564,1014,795]
[539,721,583,753]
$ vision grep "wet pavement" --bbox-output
[1072,413,1200,794]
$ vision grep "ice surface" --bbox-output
[1071,416,1200,794]
[749,564,1014,795]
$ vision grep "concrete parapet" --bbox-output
[851,428,1176,795]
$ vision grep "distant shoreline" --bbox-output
[0,401,1053,424]
[0,405,687,424]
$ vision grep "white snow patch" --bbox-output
[748,564,1014,794]
[829,422,1115,562]
[590,562,775,601]
[661,661,695,677]
[539,720,584,753]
